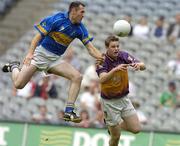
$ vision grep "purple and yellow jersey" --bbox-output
[96,51,139,99]
[34,12,93,56]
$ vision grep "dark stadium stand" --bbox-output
[0,0,18,16]
[0,0,58,54]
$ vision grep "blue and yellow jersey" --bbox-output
[96,51,139,99]
[34,12,93,56]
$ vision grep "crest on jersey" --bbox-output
[59,26,65,31]
[128,55,133,62]
[42,22,46,27]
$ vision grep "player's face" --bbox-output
[107,41,120,59]
[72,5,85,24]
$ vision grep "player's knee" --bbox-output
[14,81,25,89]
[73,73,82,82]
[131,126,141,134]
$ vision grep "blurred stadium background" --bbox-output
[0,0,180,146]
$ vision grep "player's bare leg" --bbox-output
[47,61,82,123]
[2,62,37,89]
[108,124,121,146]
[12,65,37,89]
[107,114,140,146]
[120,114,141,134]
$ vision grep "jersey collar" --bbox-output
[64,11,69,18]
[106,52,118,62]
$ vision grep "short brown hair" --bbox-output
[69,1,85,12]
[105,35,119,47]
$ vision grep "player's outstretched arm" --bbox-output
[99,72,114,84]
[23,32,42,65]
[130,62,146,71]
[85,42,104,61]
[99,64,128,83]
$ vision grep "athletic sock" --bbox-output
[11,65,19,72]
[65,103,74,113]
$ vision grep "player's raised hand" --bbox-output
[96,53,105,67]
[130,63,141,71]
[23,53,33,66]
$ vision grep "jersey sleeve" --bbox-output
[96,62,108,76]
[78,24,93,45]
[34,15,55,36]
[123,51,140,64]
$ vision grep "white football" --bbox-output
[113,20,131,37]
